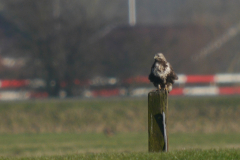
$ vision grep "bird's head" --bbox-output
[154,53,167,62]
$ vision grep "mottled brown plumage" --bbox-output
[148,53,178,92]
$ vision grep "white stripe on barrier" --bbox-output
[0,91,30,100]
[130,87,153,97]
[183,86,219,96]
[214,74,240,83]
[175,74,187,84]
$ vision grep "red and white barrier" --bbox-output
[0,73,240,89]
[0,74,239,99]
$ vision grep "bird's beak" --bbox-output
[154,55,157,59]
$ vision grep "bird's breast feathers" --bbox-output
[153,62,171,80]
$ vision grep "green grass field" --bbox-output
[1,132,240,159]
[2,149,240,160]
[22,149,240,160]
[0,96,239,159]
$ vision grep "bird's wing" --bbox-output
[170,65,178,80]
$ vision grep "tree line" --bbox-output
[0,0,239,96]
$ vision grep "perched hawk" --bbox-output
[148,53,178,92]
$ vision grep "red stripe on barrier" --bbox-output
[219,87,234,95]
[0,80,29,88]
[169,88,184,95]
[92,89,120,97]
[219,87,240,95]
[30,92,49,98]
[186,75,214,83]
[123,76,149,84]
[236,87,240,94]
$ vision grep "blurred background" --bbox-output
[0,0,240,158]
[0,0,239,99]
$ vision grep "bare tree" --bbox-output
[0,0,126,96]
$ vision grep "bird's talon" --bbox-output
[165,89,169,93]
[164,86,169,93]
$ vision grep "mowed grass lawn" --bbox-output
[12,149,240,160]
[0,96,239,159]
[1,132,240,159]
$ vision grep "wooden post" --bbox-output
[148,90,168,152]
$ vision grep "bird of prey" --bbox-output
[148,53,178,92]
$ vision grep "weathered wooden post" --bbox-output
[148,90,168,152]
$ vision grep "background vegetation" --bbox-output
[0,97,239,134]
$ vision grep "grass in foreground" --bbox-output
[2,149,240,160]
[0,132,240,157]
